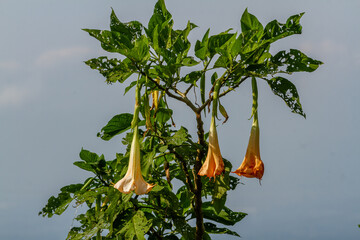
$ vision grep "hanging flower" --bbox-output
[114,84,154,195]
[151,78,160,111]
[233,78,264,180]
[233,122,264,179]
[198,118,225,178]
[198,80,224,178]
[114,126,154,195]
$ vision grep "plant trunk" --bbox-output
[194,112,205,239]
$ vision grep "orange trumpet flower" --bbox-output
[198,118,224,178]
[233,122,264,180]
[114,127,154,195]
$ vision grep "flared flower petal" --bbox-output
[198,118,224,178]
[114,127,154,195]
[233,123,264,180]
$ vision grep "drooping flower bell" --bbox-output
[151,78,160,111]
[198,80,224,178]
[233,78,264,180]
[114,84,154,195]
[233,120,264,179]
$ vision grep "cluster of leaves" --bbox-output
[40,0,322,239]
[40,104,243,239]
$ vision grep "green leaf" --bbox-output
[73,161,95,173]
[153,0,172,21]
[147,0,172,37]
[218,101,229,123]
[208,33,235,57]
[267,76,306,118]
[152,24,160,53]
[263,13,304,43]
[79,149,99,163]
[39,194,72,218]
[141,148,156,176]
[85,57,135,83]
[117,211,152,240]
[272,49,323,73]
[127,35,150,62]
[204,222,240,237]
[182,57,200,67]
[124,80,138,95]
[241,9,263,32]
[210,72,218,85]
[181,71,202,84]
[110,9,143,43]
[39,184,83,217]
[83,29,132,54]
[195,29,210,60]
[176,186,192,215]
[201,202,247,226]
[166,127,188,146]
[97,113,133,141]
[173,217,196,239]
[214,55,230,68]
[155,108,173,124]
[212,193,227,215]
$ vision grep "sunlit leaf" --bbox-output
[263,13,304,43]
[117,211,152,240]
[97,113,133,141]
[267,76,306,117]
[201,202,247,226]
[204,222,240,237]
[241,9,263,33]
[272,49,323,73]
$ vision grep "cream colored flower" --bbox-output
[233,122,264,180]
[198,118,224,178]
[114,127,154,195]
[151,78,160,111]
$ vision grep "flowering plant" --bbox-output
[39,1,321,239]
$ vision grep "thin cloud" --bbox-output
[0,60,20,71]
[300,39,347,56]
[35,46,91,67]
[0,85,32,108]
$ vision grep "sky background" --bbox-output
[1,0,359,239]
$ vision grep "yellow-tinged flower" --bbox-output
[233,122,264,180]
[114,129,154,194]
[151,78,160,111]
[198,117,224,178]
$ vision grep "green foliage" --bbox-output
[41,1,321,239]
[267,76,306,118]
[97,113,133,140]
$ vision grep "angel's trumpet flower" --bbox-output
[233,77,264,180]
[198,80,224,178]
[233,121,264,179]
[114,84,154,195]
[198,117,224,178]
[152,78,160,111]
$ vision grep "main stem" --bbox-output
[96,195,102,240]
[194,112,205,239]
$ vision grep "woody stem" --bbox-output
[194,112,205,240]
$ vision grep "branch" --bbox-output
[194,112,205,240]
[169,147,195,193]
[218,76,250,98]
[184,58,212,97]
[134,64,199,113]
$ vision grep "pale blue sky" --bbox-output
[1,0,359,239]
